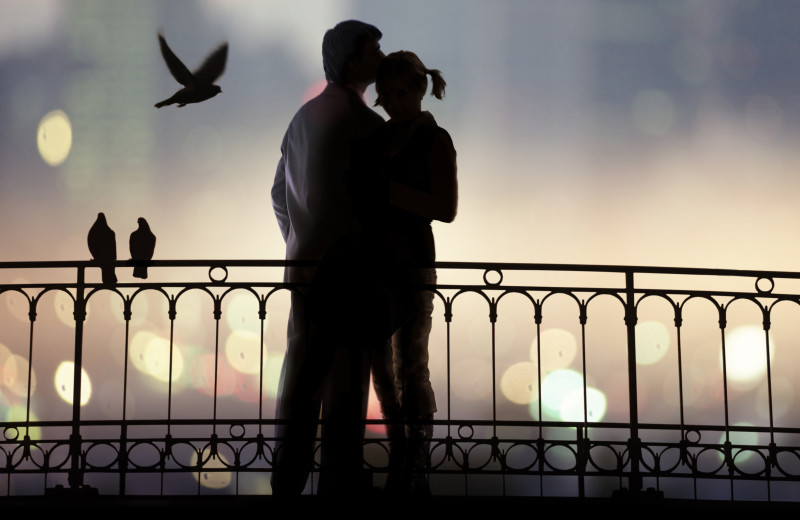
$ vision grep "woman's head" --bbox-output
[374,51,446,122]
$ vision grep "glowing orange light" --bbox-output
[366,382,385,435]
[190,353,241,397]
[301,79,327,104]
[234,373,265,403]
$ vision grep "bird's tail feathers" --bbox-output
[102,266,117,285]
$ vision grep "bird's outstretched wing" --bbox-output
[193,42,228,84]
[158,33,194,86]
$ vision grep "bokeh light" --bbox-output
[718,422,760,464]
[36,109,72,167]
[53,290,78,328]
[0,342,10,374]
[225,292,264,334]
[233,373,264,403]
[540,369,583,418]
[4,286,31,323]
[533,328,578,369]
[129,330,159,373]
[54,360,91,406]
[4,405,42,440]
[224,329,263,374]
[500,361,538,405]
[3,352,35,398]
[561,386,607,422]
[190,352,240,396]
[129,330,185,383]
[534,369,608,422]
[191,449,232,489]
[722,325,774,390]
[144,336,184,383]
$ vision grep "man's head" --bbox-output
[322,20,383,88]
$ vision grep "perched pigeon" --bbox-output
[154,32,228,108]
[129,217,156,279]
[88,212,117,285]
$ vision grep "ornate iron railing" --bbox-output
[2,259,800,502]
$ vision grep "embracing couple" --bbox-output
[270,19,458,498]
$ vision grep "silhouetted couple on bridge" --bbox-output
[270,20,458,498]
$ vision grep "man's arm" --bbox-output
[271,135,291,242]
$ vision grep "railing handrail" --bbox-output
[1,258,799,279]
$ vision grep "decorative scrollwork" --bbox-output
[209,265,228,283]
[483,269,503,286]
[4,259,800,503]
[756,276,774,294]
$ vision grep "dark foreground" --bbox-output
[3,493,800,514]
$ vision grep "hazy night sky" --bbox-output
[1,0,799,271]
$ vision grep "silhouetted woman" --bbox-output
[362,50,458,495]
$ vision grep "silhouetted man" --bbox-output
[270,20,385,496]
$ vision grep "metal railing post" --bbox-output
[624,270,642,494]
[68,266,86,489]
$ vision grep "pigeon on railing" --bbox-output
[154,32,228,108]
[88,212,117,286]
[129,217,156,279]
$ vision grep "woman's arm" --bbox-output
[389,131,458,222]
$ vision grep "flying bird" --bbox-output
[129,217,156,279]
[155,32,228,108]
[88,212,117,286]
